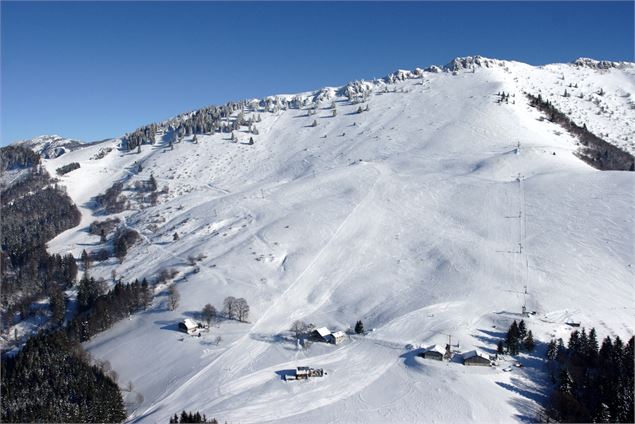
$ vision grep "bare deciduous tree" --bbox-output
[235,298,249,322]
[167,285,180,311]
[290,320,308,338]
[222,296,237,320]
[201,304,216,326]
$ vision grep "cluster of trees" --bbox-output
[114,227,140,263]
[1,331,126,423]
[496,91,514,104]
[222,296,250,322]
[0,144,41,171]
[169,411,219,423]
[122,124,159,151]
[527,92,634,171]
[290,320,314,338]
[94,182,127,214]
[497,319,534,355]
[133,174,157,192]
[88,217,121,243]
[69,276,153,342]
[544,328,634,423]
[55,162,80,175]
[188,296,250,322]
[355,320,365,334]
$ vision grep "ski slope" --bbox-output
[39,57,634,423]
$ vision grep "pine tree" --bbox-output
[595,403,611,423]
[311,119,318,127]
[546,339,558,360]
[354,320,364,334]
[115,237,127,263]
[518,320,527,341]
[556,338,566,362]
[587,327,599,366]
[141,278,152,310]
[50,288,66,326]
[523,330,535,352]
[497,340,504,354]
[506,320,520,355]
[173,232,179,241]
[558,369,574,395]
[81,249,91,270]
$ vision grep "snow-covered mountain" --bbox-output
[31,56,635,423]
[16,134,85,159]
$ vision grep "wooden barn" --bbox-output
[420,345,445,361]
[178,318,198,335]
[462,350,491,366]
[312,327,332,342]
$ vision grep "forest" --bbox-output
[0,145,81,327]
[544,328,634,423]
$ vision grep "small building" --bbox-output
[420,345,445,361]
[312,327,332,342]
[286,366,325,381]
[178,318,198,335]
[462,350,491,366]
[330,331,346,345]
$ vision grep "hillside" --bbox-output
[24,56,635,423]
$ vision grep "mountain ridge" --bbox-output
[15,56,634,153]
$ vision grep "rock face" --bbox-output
[444,55,504,71]
[572,57,631,70]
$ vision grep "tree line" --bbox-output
[169,410,219,423]
[526,92,634,171]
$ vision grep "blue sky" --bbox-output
[1,1,633,144]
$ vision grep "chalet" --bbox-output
[178,318,198,335]
[462,350,491,366]
[312,327,332,342]
[420,345,445,361]
[331,331,346,345]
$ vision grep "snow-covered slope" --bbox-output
[41,56,634,423]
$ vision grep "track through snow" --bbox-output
[39,58,634,423]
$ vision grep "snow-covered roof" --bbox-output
[462,350,489,360]
[425,345,446,355]
[332,331,345,337]
[314,327,331,337]
[181,318,197,330]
